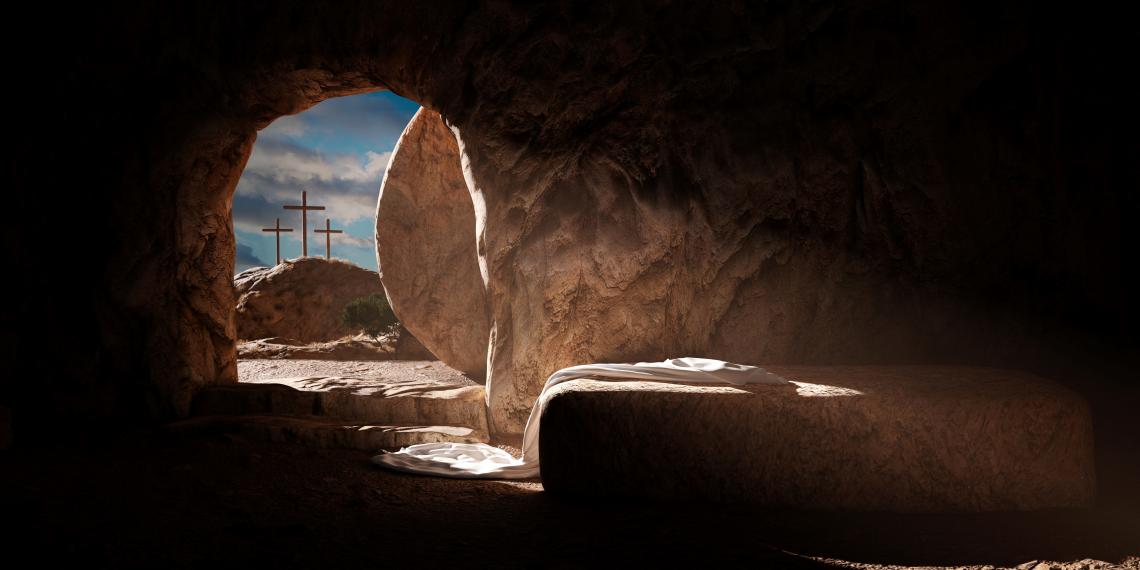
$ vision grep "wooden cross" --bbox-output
[283,190,325,257]
[313,218,343,259]
[260,217,294,265]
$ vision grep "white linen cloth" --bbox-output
[370,357,787,479]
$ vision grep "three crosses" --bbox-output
[261,191,343,265]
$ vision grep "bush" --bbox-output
[342,293,399,338]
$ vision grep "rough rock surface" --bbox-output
[235,328,434,361]
[392,325,437,361]
[237,359,477,388]
[235,258,385,343]
[538,366,1096,512]
[237,335,395,361]
[199,359,487,432]
[375,108,489,379]
[10,2,1138,508]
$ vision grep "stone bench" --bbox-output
[538,366,1095,512]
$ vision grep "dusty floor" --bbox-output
[2,429,1136,569]
[237,358,478,387]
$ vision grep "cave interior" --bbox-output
[2,2,1138,568]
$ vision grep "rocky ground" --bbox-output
[1,431,1136,569]
[237,335,395,361]
[237,328,437,362]
[237,358,478,387]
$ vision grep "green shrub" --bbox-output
[342,293,399,338]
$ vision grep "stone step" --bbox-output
[167,415,488,451]
[192,376,488,433]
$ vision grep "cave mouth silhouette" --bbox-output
[4,3,1139,567]
[230,88,492,380]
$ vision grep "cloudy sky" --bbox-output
[233,90,420,272]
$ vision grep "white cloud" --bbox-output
[234,138,391,234]
[232,90,418,272]
[336,233,374,248]
[265,114,308,138]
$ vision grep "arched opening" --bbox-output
[213,90,495,449]
[233,90,418,273]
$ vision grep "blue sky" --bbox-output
[233,90,421,272]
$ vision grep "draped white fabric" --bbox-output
[370,357,788,479]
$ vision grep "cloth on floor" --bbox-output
[370,357,788,479]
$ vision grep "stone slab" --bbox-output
[375,108,490,378]
[538,366,1095,512]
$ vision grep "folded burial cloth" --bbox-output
[370,357,788,479]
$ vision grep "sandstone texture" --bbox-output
[236,327,434,361]
[10,2,1137,506]
[538,366,1096,512]
[237,335,394,361]
[375,108,490,379]
[235,258,387,343]
[393,325,437,361]
[199,359,487,432]
[237,358,477,388]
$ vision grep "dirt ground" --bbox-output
[237,359,479,387]
[2,428,1136,569]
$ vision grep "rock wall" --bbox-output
[375,108,490,379]
[381,2,1138,435]
[5,0,1136,493]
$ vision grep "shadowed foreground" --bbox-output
[2,431,1136,569]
